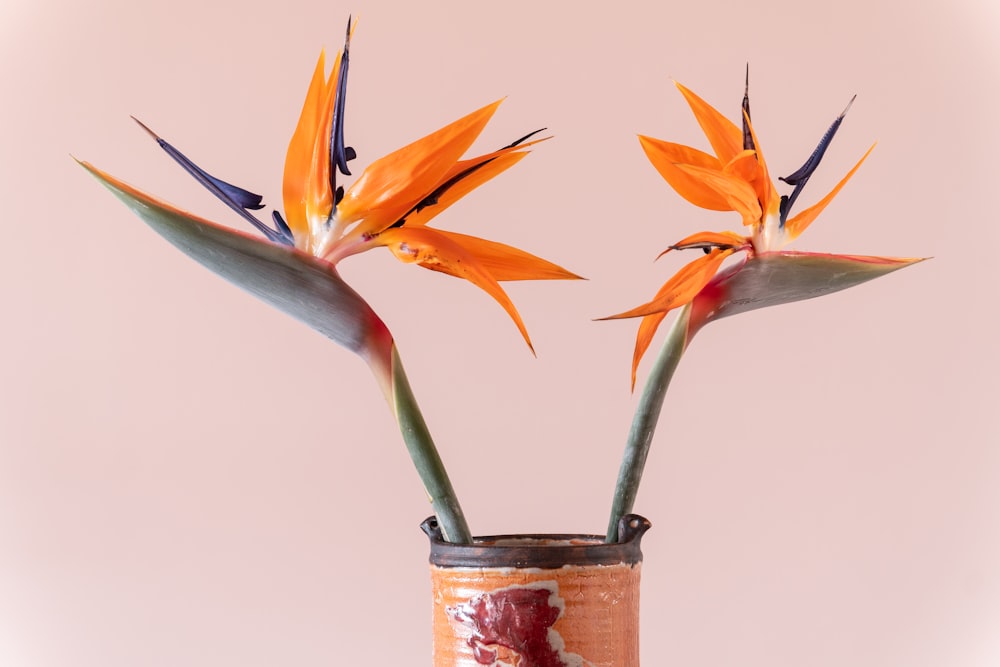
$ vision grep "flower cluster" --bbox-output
[82,22,921,544]
[102,19,578,354]
[604,76,917,387]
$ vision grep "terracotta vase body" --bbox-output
[423,515,650,667]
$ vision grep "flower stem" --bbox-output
[606,304,692,542]
[389,346,473,544]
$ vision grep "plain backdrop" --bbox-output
[2,0,998,665]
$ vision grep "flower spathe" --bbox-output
[81,19,580,544]
[603,75,924,542]
[606,78,922,387]
[93,19,578,358]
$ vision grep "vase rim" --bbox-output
[422,514,651,568]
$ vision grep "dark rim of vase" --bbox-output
[422,514,651,568]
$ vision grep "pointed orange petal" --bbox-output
[722,149,758,181]
[742,112,779,217]
[630,311,668,391]
[377,226,536,352]
[394,229,582,281]
[403,148,531,228]
[638,135,733,211]
[783,143,875,242]
[661,230,751,256]
[302,50,344,239]
[333,140,547,251]
[338,100,503,234]
[674,164,761,226]
[282,52,329,244]
[675,82,743,164]
[601,248,734,321]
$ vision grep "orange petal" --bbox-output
[637,135,731,211]
[675,82,743,164]
[338,100,503,235]
[402,148,532,228]
[601,248,734,321]
[783,143,875,242]
[674,164,761,226]
[333,137,548,250]
[377,226,536,352]
[742,112,779,217]
[661,230,751,256]
[630,311,668,391]
[302,50,345,239]
[393,229,581,281]
[722,149,758,182]
[282,52,330,244]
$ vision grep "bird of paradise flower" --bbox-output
[604,74,923,541]
[79,19,580,544]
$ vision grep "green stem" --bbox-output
[606,304,692,542]
[390,346,473,544]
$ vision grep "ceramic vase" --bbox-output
[422,514,651,666]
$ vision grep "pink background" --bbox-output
[2,0,998,665]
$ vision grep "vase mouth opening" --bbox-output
[478,536,603,548]
[422,515,651,569]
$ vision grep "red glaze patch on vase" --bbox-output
[447,582,588,667]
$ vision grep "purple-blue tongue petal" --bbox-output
[131,117,292,245]
[329,16,354,187]
[778,96,856,225]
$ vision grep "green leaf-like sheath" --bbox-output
[698,251,924,326]
[607,250,923,540]
[81,161,390,356]
[81,160,477,542]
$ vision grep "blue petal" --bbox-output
[132,117,293,246]
[778,96,856,225]
[328,16,354,197]
[742,65,754,152]
[272,210,292,239]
